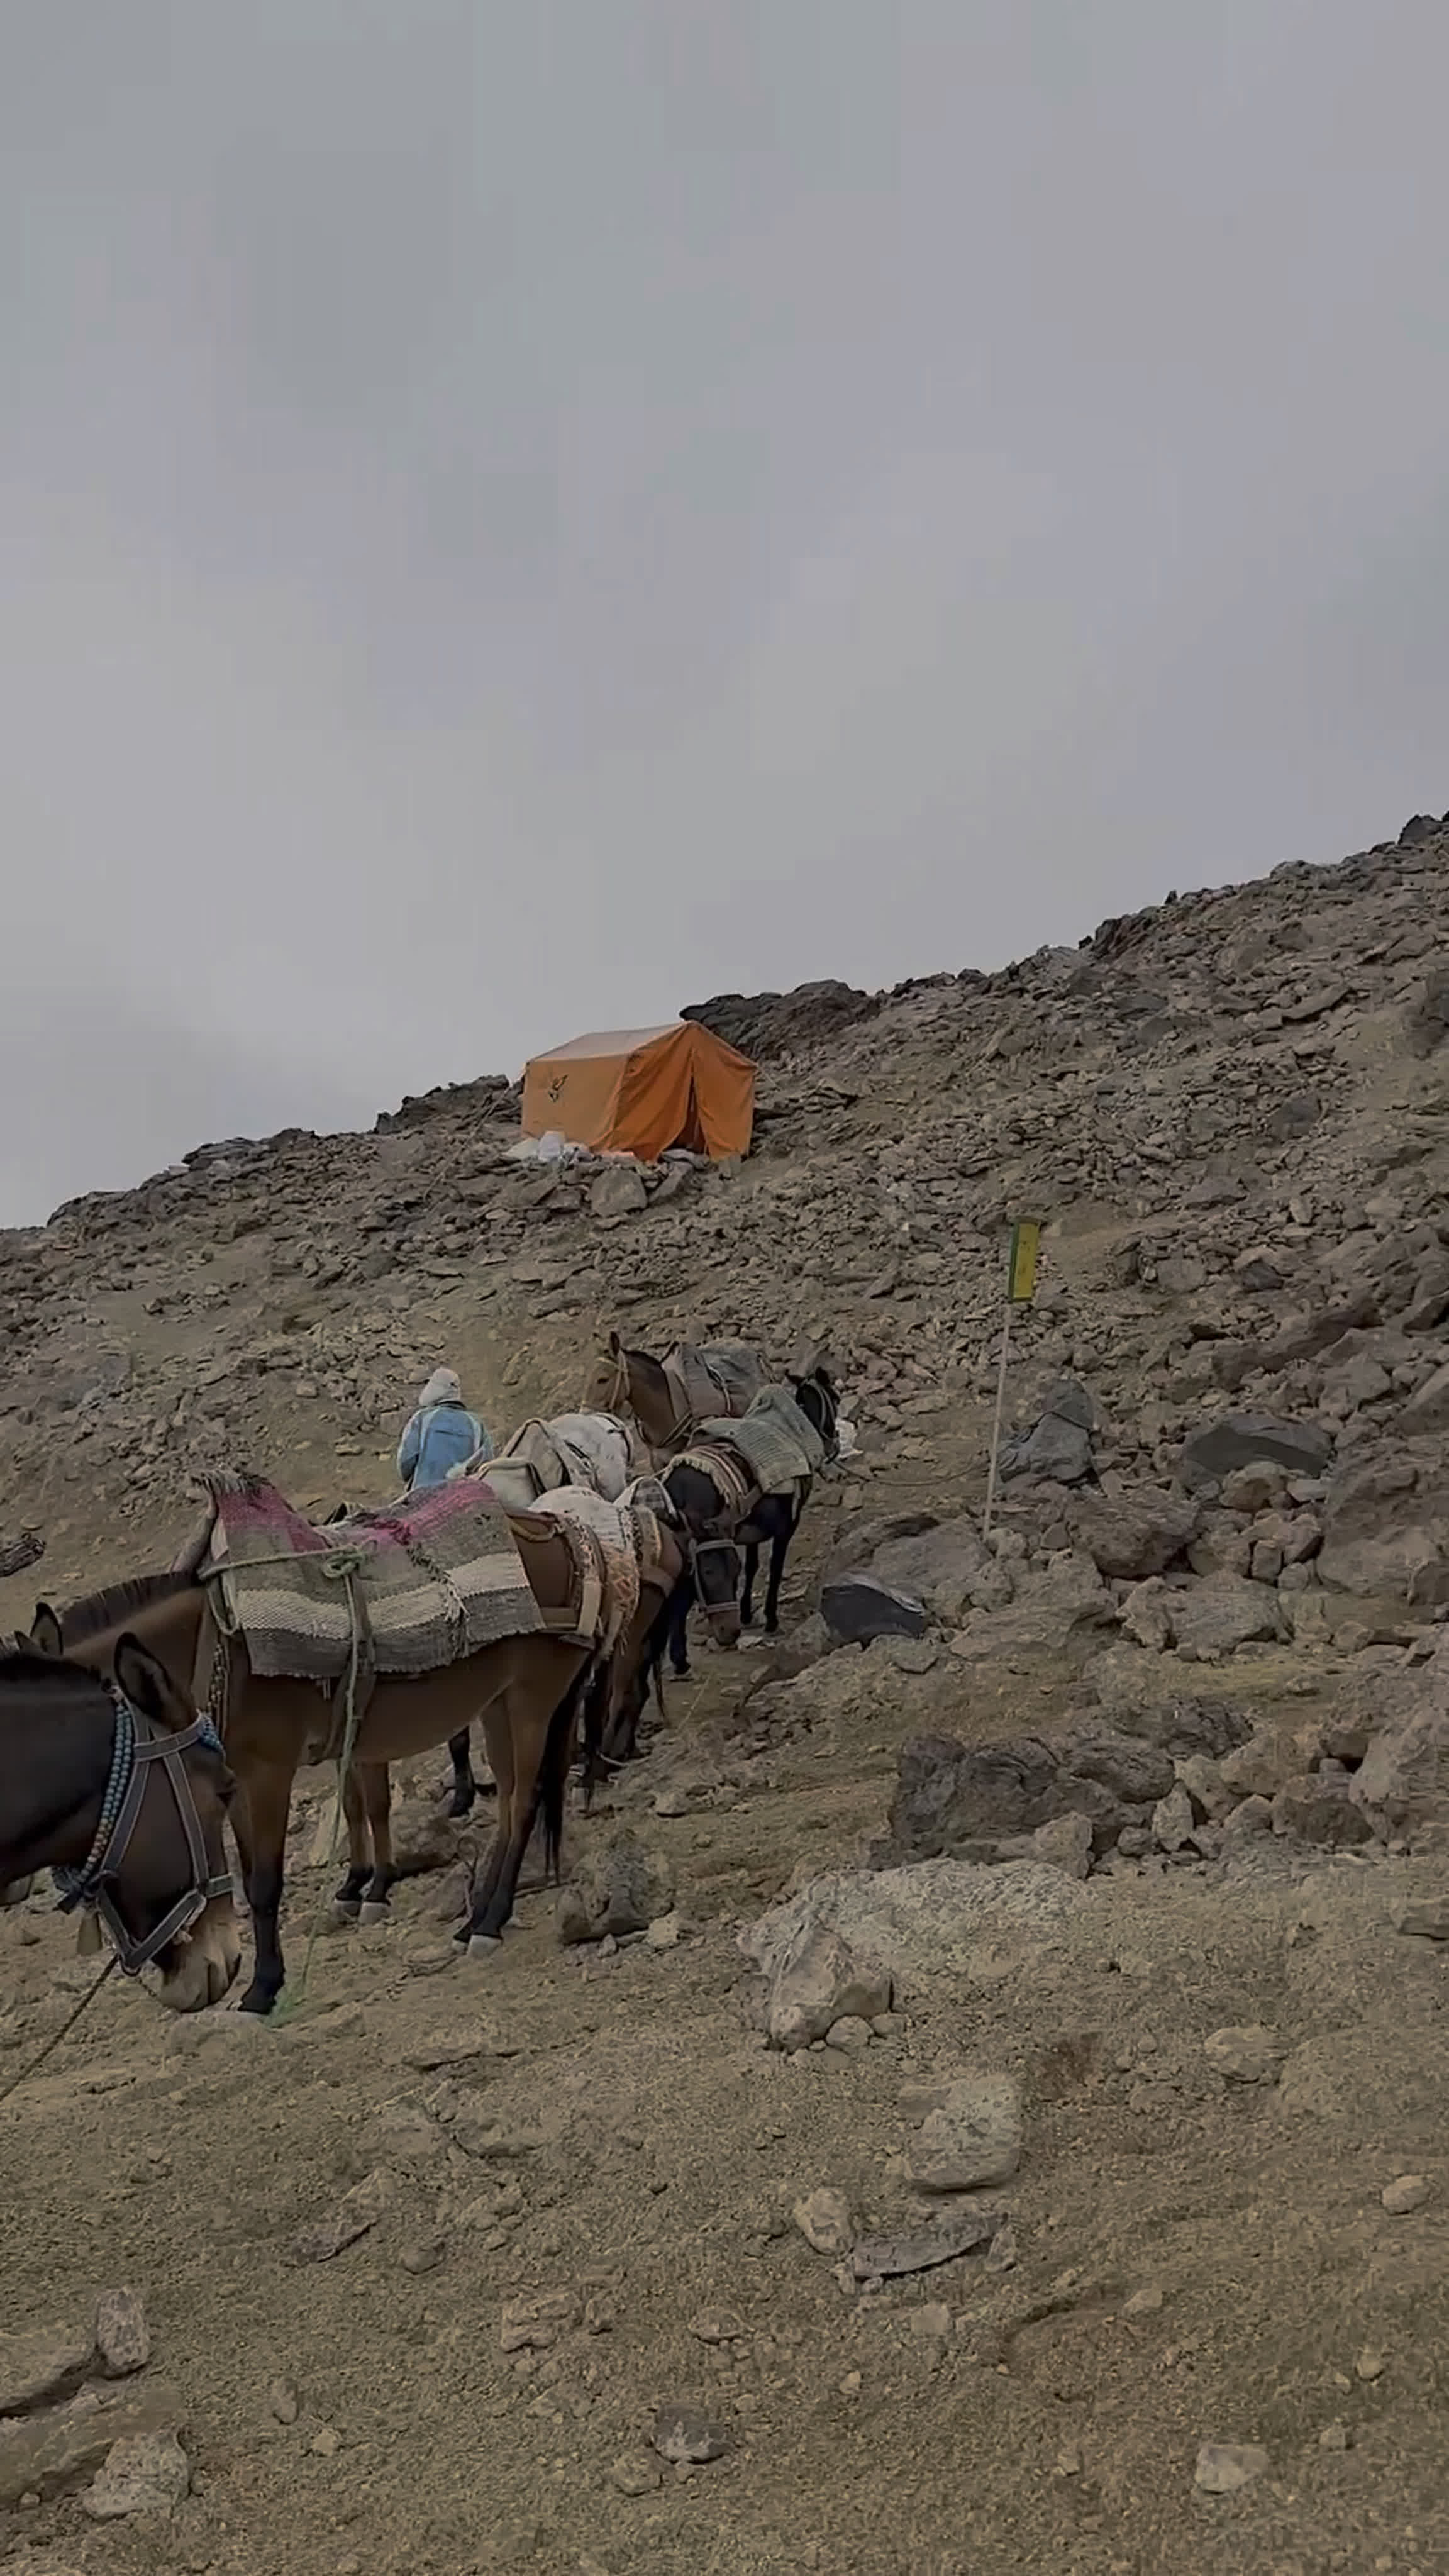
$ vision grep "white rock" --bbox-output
[1381,2174,1430,2215]
[1194,2441,1269,2494]
[792,2189,855,2255]
[1202,2025,1284,2084]
[906,2073,1022,2192]
[81,2430,190,2519]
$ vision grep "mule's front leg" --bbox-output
[358,1763,396,1926]
[740,1541,759,1628]
[667,1574,694,1679]
[445,1726,477,1817]
[333,1764,372,1921]
[236,1765,292,2013]
[763,1526,792,1635]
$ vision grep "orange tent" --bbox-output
[521,1021,755,1162]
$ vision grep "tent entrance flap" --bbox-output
[521,1021,754,1161]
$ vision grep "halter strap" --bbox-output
[53,1692,231,1979]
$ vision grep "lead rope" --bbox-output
[199,1543,372,2021]
[0,1957,118,2107]
[282,1550,370,2015]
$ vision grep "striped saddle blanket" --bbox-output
[201,1474,546,1684]
[694,1384,827,1497]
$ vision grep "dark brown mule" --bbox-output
[582,1333,764,1457]
[0,1637,241,2011]
[30,1531,596,2012]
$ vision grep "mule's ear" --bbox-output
[608,1330,622,1355]
[30,1602,63,1658]
[113,1633,189,1732]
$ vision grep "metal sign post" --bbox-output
[983,1218,1041,1536]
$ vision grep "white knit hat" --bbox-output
[419,1367,462,1406]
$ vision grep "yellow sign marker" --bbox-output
[1007,1218,1041,1304]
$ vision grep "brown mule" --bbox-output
[0,1636,241,2012]
[582,1332,764,1455]
[30,1526,596,2012]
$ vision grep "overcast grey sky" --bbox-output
[3,1,1447,1224]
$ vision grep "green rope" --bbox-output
[202,1544,372,2023]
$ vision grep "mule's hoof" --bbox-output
[467,1932,502,1958]
[331,1897,362,1925]
[358,1899,391,1928]
[238,1983,279,2016]
[446,1792,475,1819]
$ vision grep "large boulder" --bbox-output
[949,1551,1116,1664]
[887,1723,1175,1862]
[820,1574,929,1645]
[1351,1657,1449,1842]
[753,1919,892,2050]
[1167,1576,1289,1655]
[1001,1380,1096,1486]
[867,1516,991,1622]
[1397,1365,1449,1436]
[1179,1413,1334,1491]
[1317,1445,1449,1607]
[740,1857,1088,2004]
[1065,1485,1201,1580]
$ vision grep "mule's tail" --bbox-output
[540,1660,592,1879]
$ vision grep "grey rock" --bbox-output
[868,1515,991,1621]
[906,2072,1023,2191]
[850,2211,1001,2280]
[1065,1485,1201,1580]
[792,2187,855,2255]
[950,1550,1116,1663]
[1152,1783,1196,1852]
[1202,2024,1284,2083]
[652,2407,730,2465]
[1180,1413,1333,1489]
[1352,1672,1449,1839]
[589,1163,648,1221]
[1271,1776,1374,1849]
[1194,2441,1270,2494]
[820,1573,928,1645]
[94,2290,150,2379]
[1267,1091,1321,1141]
[81,2429,189,2520]
[757,1919,892,2050]
[740,1857,1087,2004]
[1030,1812,1094,1879]
[1397,1363,1449,1434]
[1381,2175,1431,2214]
[1392,1895,1449,1941]
[887,1724,1173,1863]
[0,2322,95,2416]
[557,1830,674,1945]
[1169,1577,1288,1654]
[0,2383,187,2506]
[289,2167,393,2263]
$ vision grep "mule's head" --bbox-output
[580,1330,626,1413]
[108,1638,241,2010]
[689,1527,743,1648]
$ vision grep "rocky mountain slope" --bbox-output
[6,809,1449,2576]
[6,804,1449,1623]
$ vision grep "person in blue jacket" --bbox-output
[397,1368,492,1493]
